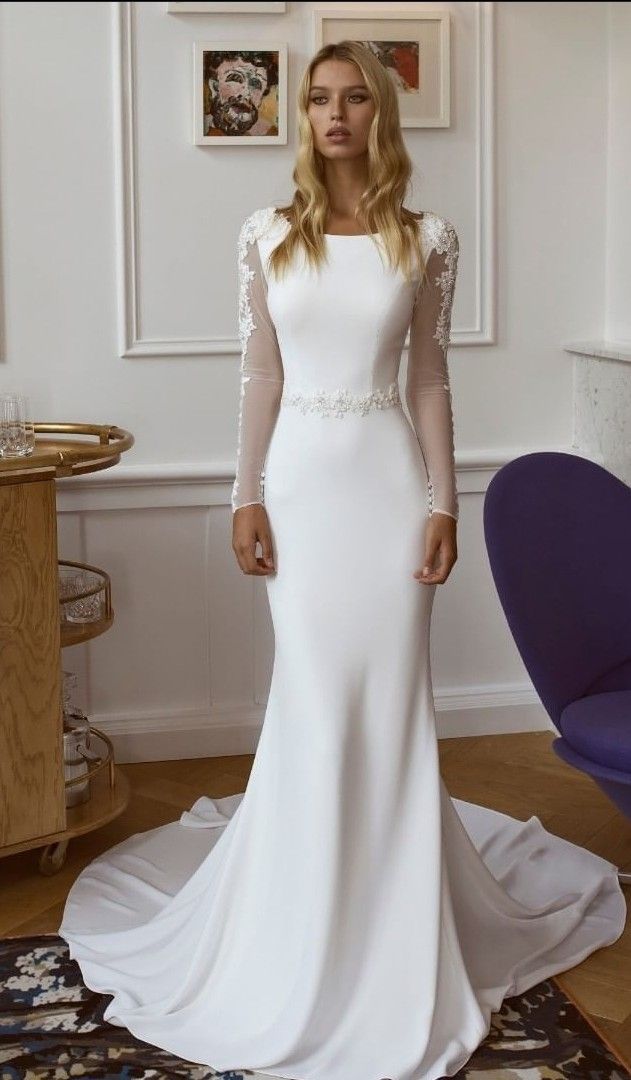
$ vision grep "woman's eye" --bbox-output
[309,95,368,105]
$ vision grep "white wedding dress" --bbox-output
[59,205,626,1080]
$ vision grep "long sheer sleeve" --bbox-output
[405,218,460,521]
[231,215,284,513]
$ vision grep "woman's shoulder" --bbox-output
[239,205,288,247]
[412,209,459,255]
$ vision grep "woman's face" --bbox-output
[307,59,375,158]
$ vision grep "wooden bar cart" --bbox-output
[0,423,134,874]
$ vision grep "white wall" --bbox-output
[606,1,631,344]
[0,2,617,761]
[572,2,631,488]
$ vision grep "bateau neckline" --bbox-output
[324,232,381,238]
[272,209,425,237]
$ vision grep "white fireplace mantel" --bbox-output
[564,340,631,363]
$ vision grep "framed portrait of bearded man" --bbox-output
[193,41,287,144]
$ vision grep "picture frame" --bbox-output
[168,2,286,12]
[193,40,287,144]
[312,8,451,128]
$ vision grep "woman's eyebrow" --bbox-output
[309,84,367,91]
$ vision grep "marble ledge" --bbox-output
[563,340,631,363]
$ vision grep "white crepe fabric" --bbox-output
[59,207,627,1080]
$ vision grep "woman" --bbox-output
[60,41,626,1080]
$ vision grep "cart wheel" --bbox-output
[39,840,69,875]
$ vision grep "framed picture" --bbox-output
[169,2,286,11]
[313,8,451,128]
[193,41,287,144]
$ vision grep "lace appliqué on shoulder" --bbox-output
[282,380,401,418]
[421,213,459,356]
[237,206,277,357]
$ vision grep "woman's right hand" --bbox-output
[232,503,276,575]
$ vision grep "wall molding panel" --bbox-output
[112,0,496,359]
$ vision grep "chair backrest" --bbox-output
[483,451,631,729]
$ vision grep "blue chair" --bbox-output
[483,451,631,884]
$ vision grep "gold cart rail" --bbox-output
[0,422,134,485]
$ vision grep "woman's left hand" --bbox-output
[413,512,458,585]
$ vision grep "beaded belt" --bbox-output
[280,379,401,418]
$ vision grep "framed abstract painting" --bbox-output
[193,40,287,144]
[313,7,451,128]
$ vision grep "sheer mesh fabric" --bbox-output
[405,226,460,520]
[231,233,283,512]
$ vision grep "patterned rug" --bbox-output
[0,933,629,1080]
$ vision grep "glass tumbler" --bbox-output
[0,393,35,457]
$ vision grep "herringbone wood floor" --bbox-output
[2,732,630,1068]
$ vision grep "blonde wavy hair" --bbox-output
[267,40,428,288]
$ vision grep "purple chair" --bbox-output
[483,450,631,884]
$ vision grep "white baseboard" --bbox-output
[92,683,555,765]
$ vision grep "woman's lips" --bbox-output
[326,131,351,141]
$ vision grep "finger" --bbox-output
[259,529,275,570]
[413,537,440,580]
[253,556,276,573]
[416,542,456,584]
[432,548,451,583]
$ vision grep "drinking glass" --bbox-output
[0,393,34,457]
